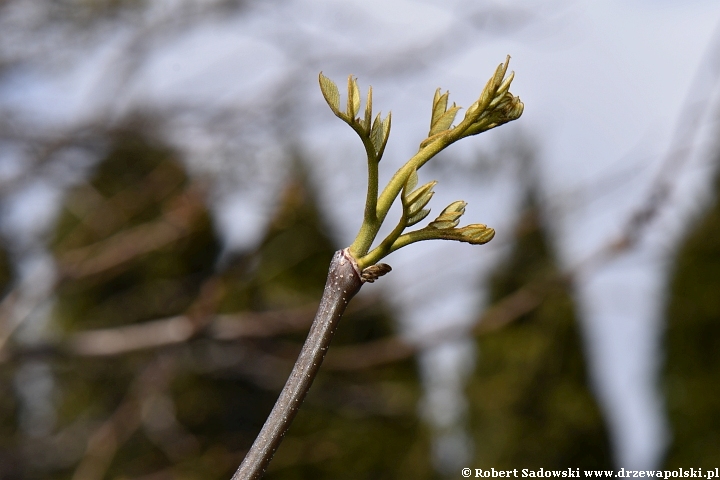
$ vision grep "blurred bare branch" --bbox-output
[71,358,173,480]
[57,185,207,279]
[0,295,387,362]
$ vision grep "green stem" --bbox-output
[348,131,380,259]
[359,213,408,269]
[361,137,379,228]
[389,227,446,252]
[350,114,467,264]
[375,135,453,227]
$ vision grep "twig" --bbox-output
[233,58,522,478]
[231,248,363,480]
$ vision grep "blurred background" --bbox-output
[1,0,720,478]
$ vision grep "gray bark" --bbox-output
[231,248,363,480]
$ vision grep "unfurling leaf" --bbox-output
[404,181,436,208]
[464,101,480,119]
[406,188,434,217]
[496,71,515,97]
[476,58,509,113]
[406,208,431,227]
[380,113,391,150]
[493,58,509,89]
[364,86,373,130]
[428,200,467,229]
[456,224,495,244]
[476,75,497,113]
[369,112,391,158]
[424,222,495,245]
[443,200,467,214]
[431,89,450,128]
[347,76,361,119]
[403,169,418,196]
[429,104,461,136]
[370,113,383,152]
[319,73,341,114]
[459,57,522,138]
[462,93,524,137]
[427,220,452,229]
[432,88,442,111]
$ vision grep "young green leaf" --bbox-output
[407,194,434,217]
[431,89,449,128]
[496,71,515,98]
[443,200,467,213]
[474,56,511,117]
[404,181,436,207]
[369,114,386,156]
[319,73,341,114]
[464,101,480,119]
[426,219,454,230]
[476,75,498,114]
[428,200,466,229]
[364,86,373,130]
[457,224,495,244]
[347,76,360,119]
[406,208,431,227]
[406,187,434,216]
[432,87,442,112]
[429,104,461,137]
[403,169,418,196]
[379,114,391,153]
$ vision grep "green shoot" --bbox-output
[319,56,524,271]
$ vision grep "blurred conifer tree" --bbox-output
[218,158,434,480]
[47,146,432,478]
[0,243,18,476]
[50,130,222,478]
[0,245,11,296]
[466,195,613,468]
[53,130,219,329]
[663,171,720,467]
